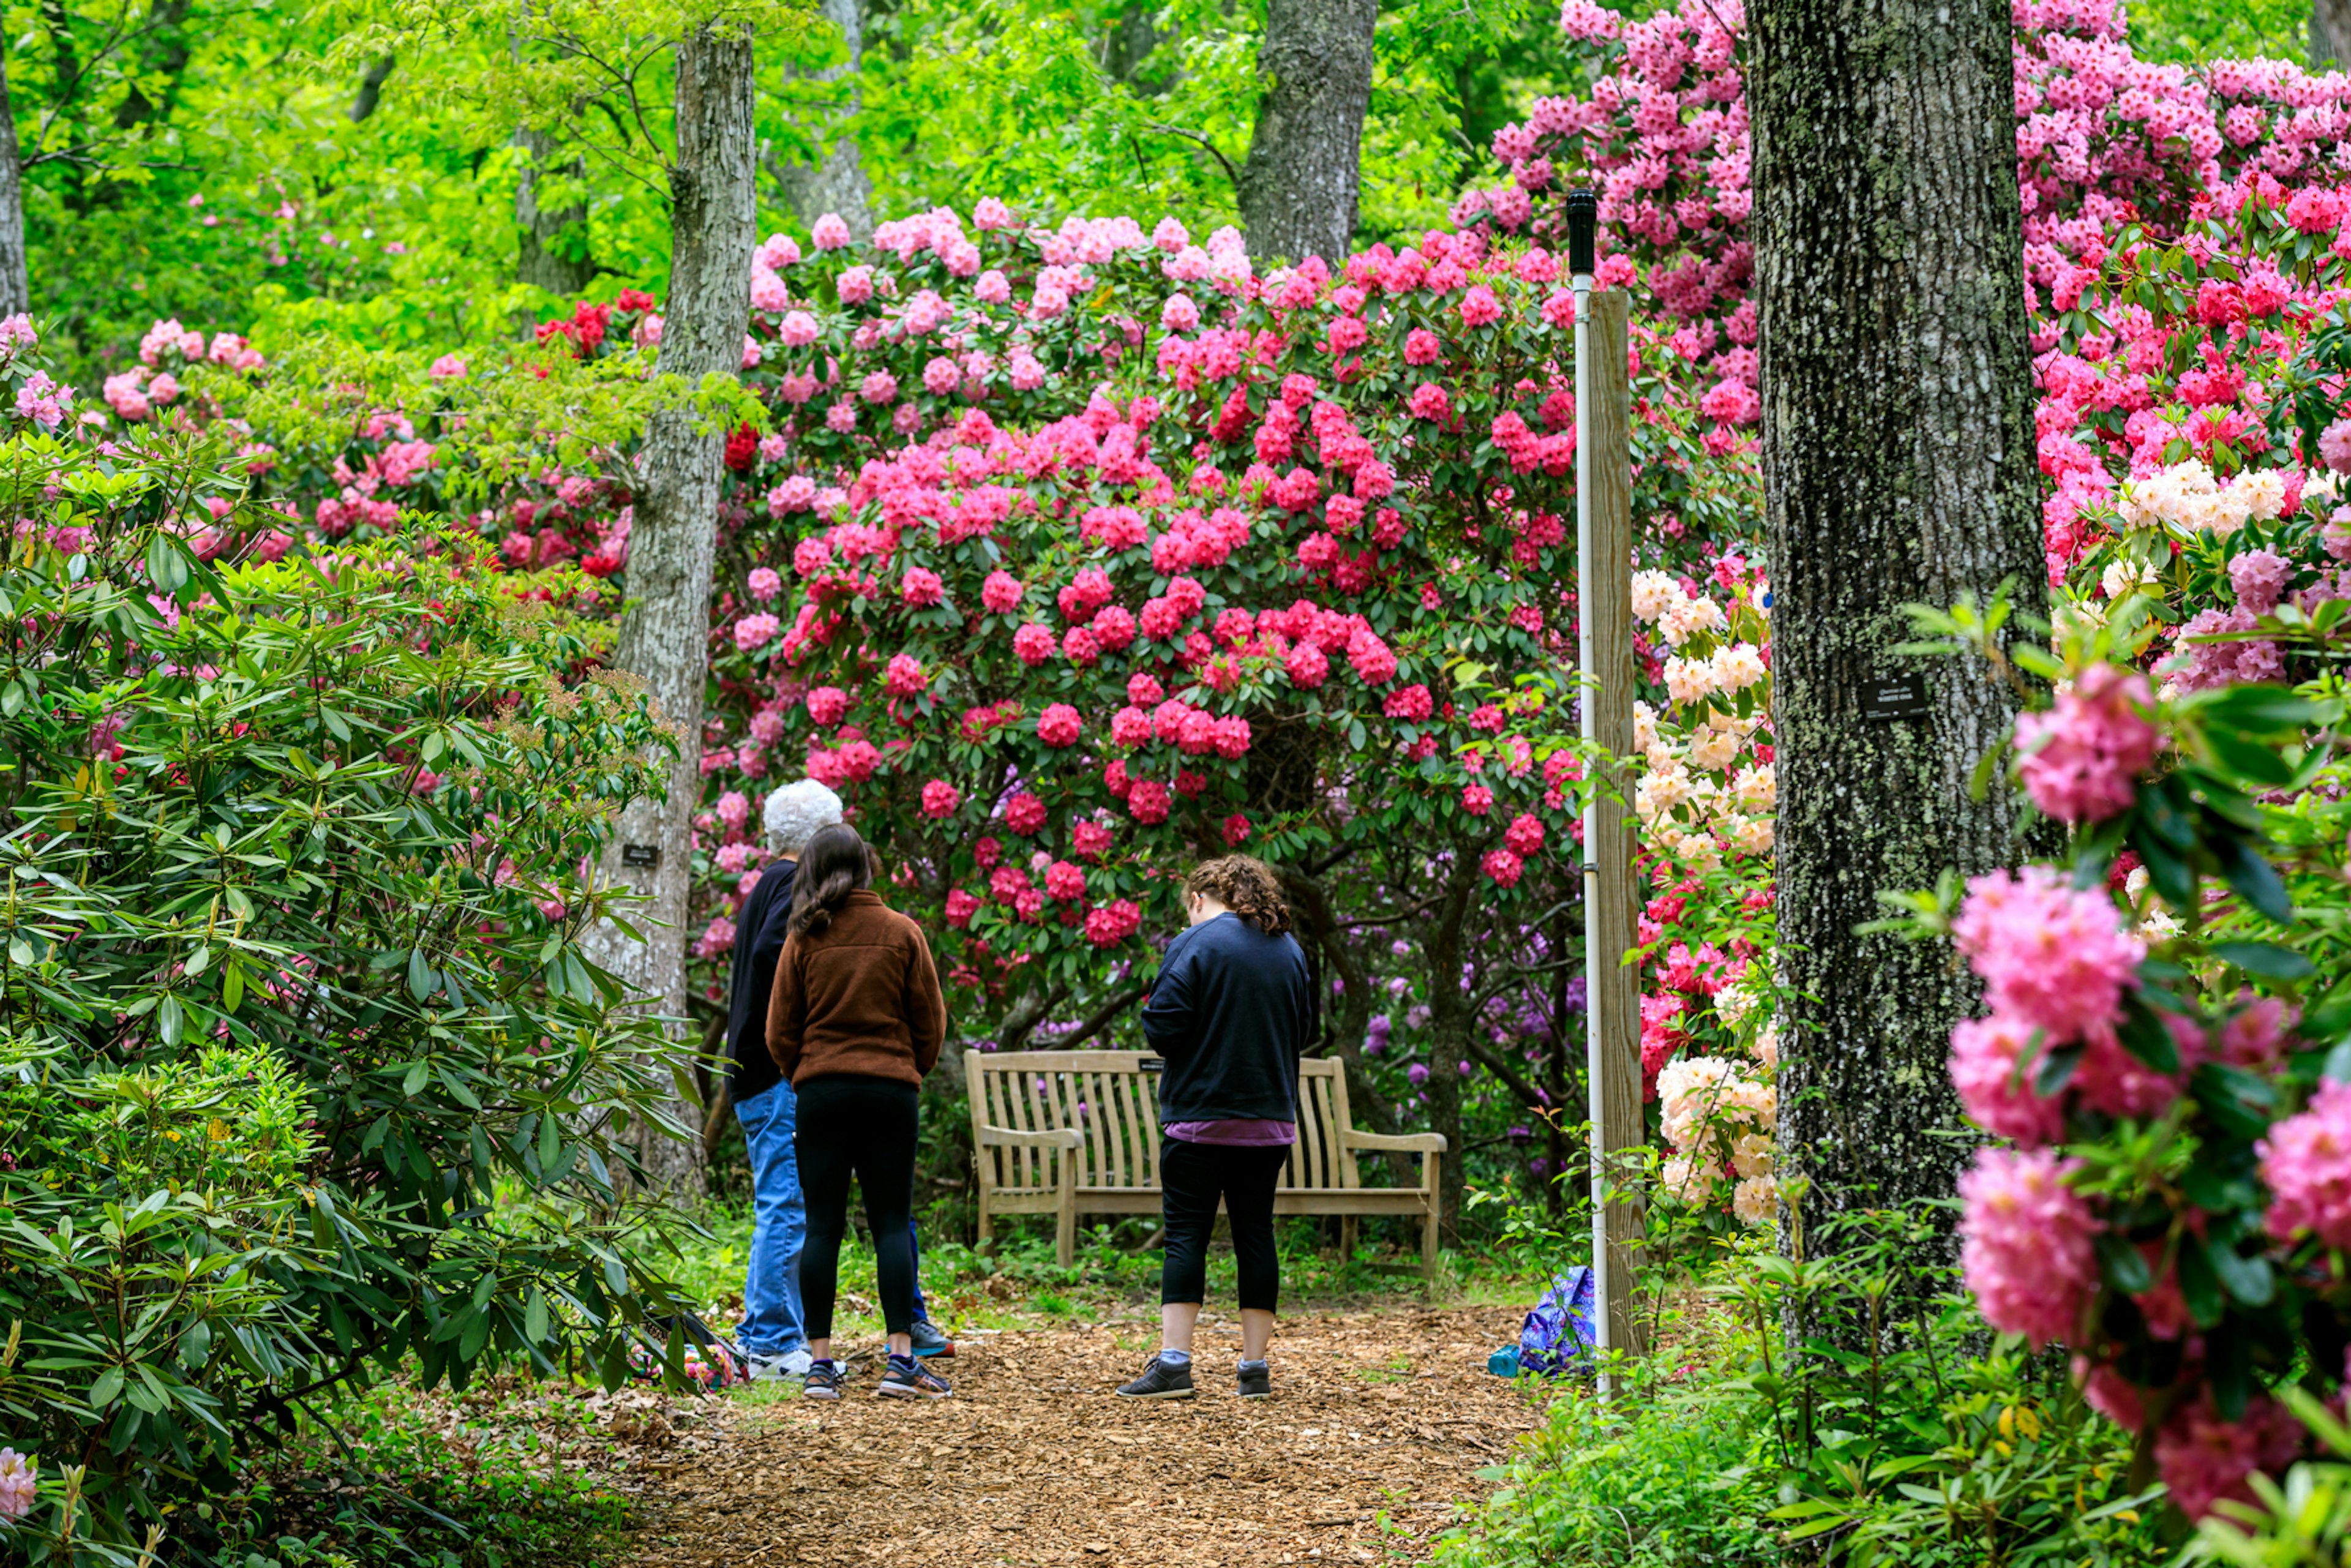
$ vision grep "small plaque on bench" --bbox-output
[1138,1057,1166,1075]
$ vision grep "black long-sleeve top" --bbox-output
[1142,912,1316,1125]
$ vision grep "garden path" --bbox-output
[624,1304,1539,1566]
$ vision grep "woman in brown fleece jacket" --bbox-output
[766,822,951,1400]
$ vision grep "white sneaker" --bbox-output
[747,1348,814,1381]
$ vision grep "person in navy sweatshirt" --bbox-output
[1117,855,1316,1402]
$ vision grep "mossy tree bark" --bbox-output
[1237,0,1376,266]
[0,55,26,315]
[576,17,758,1201]
[1750,0,2045,1246]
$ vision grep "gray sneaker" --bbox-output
[803,1360,843,1400]
[1116,1354,1196,1400]
[1237,1360,1271,1400]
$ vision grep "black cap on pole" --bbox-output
[1565,189,1597,278]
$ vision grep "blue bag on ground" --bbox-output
[1517,1266,1597,1375]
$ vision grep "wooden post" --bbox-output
[1578,286,1645,1367]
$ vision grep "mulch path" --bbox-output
[623,1305,1545,1567]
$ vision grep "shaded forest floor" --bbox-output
[621,1304,1543,1566]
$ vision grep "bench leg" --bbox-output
[1340,1215,1358,1262]
[1056,1152,1077,1268]
[1420,1152,1444,1282]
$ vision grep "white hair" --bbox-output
[762,778,844,855]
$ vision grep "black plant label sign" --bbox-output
[621,843,662,870]
[1860,672,1932,722]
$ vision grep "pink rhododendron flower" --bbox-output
[1951,867,2142,1044]
[1013,623,1056,665]
[1046,860,1087,900]
[883,653,926,697]
[2262,1078,2351,1250]
[812,213,853,250]
[2154,1392,2303,1520]
[945,888,979,927]
[1958,1146,2096,1346]
[2229,548,2292,613]
[1461,784,1494,816]
[1037,703,1083,746]
[921,779,961,819]
[2012,664,2159,824]
[1949,1013,2066,1146]
[902,566,945,606]
[1482,848,1524,886]
[981,570,1024,612]
[806,686,849,726]
[746,567,782,602]
[733,613,779,652]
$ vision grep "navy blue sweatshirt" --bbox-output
[724,859,798,1103]
[1142,912,1317,1125]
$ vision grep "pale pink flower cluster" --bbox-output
[1656,1051,1777,1223]
[0,1447,30,1520]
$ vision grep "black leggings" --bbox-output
[1160,1139,1288,1313]
[795,1075,921,1340]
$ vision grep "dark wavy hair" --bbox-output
[787,823,876,937]
[1184,855,1291,937]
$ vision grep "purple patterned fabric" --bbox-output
[1164,1119,1297,1147]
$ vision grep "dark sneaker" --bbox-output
[803,1360,843,1401]
[1116,1355,1196,1400]
[1237,1361,1271,1400]
[908,1319,954,1359]
[877,1355,953,1400]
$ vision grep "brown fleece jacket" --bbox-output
[766,890,948,1089]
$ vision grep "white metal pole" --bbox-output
[1568,197,1615,1368]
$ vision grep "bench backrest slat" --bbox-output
[972,1050,1361,1193]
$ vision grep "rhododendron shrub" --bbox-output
[1897,592,2351,1518]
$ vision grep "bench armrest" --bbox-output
[1341,1130,1448,1155]
[977,1125,1086,1150]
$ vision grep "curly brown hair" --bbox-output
[1184,855,1292,937]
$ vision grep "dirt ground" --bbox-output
[623,1305,1544,1567]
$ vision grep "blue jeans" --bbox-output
[734,1081,808,1356]
[733,1079,928,1353]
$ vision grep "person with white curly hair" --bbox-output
[725,779,950,1378]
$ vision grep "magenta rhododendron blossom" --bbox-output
[883,653,926,697]
[2261,1079,2351,1250]
[1958,1146,2096,1346]
[1461,784,1494,816]
[1037,704,1082,747]
[806,686,849,727]
[2012,663,2158,823]
[1482,848,1523,887]
[1951,867,2142,1043]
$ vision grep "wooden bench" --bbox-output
[967,1050,1448,1277]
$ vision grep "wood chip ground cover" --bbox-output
[624,1306,1543,1566]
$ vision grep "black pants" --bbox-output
[795,1075,921,1340]
[1160,1139,1288,1313]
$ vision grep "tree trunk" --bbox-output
[765,0,873,239]
[515,126,597,296]
[2315,0,2351,68]
[0,53,26,316]
[1236,0,1376,266]
[1417,850,1483,1242]
[1750,0,2045,1254]
[576,17,759,1202]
